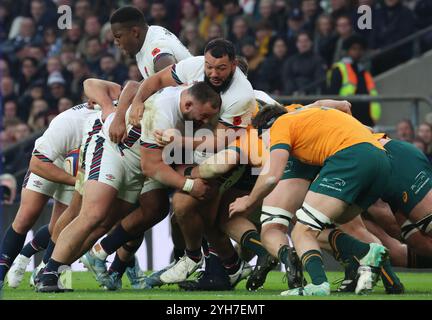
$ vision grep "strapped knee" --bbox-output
[400,220,419,242]
[296,202,335,232]
[260,206,293,227]
[415,213,432,234]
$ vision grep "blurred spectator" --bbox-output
[371,0,416,74]
[327,35,381,127]
[0,173,18,205]
[333,15,354,63]
[396,119,415,142]
[100,22,121,61]
[255,21,273,58]
[284,8,305,56]
[17,79,45,121]
[84,36,103,75]
[68,58,91,99]
[417,122,432,154]
[180,22,206,56]
[148,0,172,31]
[76,15,102,57]
[27,44,46,67]
[64,20,83,48]
[301,0,323,34]
[282,31,326,95]
[57,97,74,114]
[180,0,200,32]
[1,76,17,101]
[257,37,289,94]
[17,57,41,95]
[128,63,143,83]
[74,0,93,21]
[13,122,31,142]
[60,43,78,68]
[240,38,265,87]
[4,100,18,122]
[46,71,67,109]
[43,26,63,57]
[1,17,42,61]
[98,53,128,84]
[224,0,244,40]
[257,0,283,32]
[207,23,224,42]
[0,58,11,77]
[330,0,353,21]
[30,0,56,36]
[132,0,151,19]
[199,0,225,40]
[230,16,252,53]
[27,98,49,131]
[314,14,337,68]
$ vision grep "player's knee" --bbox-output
[12,209,39,233]
[261,206,293,228]
[295,202,335,232]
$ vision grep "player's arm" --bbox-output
[108,80,142,142]
[305,99,352,115]
[154,53,177,73]
[29,156,75,186]
[140,146,211,200]
[191,148,240,179]
[129,66,178,127]
[83,78,124,119]
[229,148,289,216]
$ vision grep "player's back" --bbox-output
[271,107,384,166]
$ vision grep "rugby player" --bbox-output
[230,105,391,296]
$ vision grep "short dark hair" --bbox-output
[204,38,236,61]
[236,55,248,76]
[188,82,222,110]
[252,104,287,135]
[343,34,368,50]
[110,6,146,26]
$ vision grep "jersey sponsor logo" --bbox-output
[32,180,43,188]
[233,116,242,126]
[402,191,408,203]
[411,171,430,195]
[152,48,161,57]
[319,177,346,192]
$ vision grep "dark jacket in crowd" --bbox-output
[282,50,326,95]
[370,2,416,74]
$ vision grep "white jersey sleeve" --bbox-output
[171,56,205,85]
[33,118,71,162]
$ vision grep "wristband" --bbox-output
[182,178,194,193]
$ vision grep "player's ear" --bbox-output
[184,100,193,112]
[131,26,140,38]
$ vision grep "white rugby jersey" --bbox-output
[136,25,192,79]
[171,56,256,129]
[33,103,101,163]
[101,87,186,167]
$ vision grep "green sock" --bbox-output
[381,260,401,286]
[278,245,290,265]
[343,256,360,279]
[240,230,267,258]
[328,229,370,261]
[301,250,328,285]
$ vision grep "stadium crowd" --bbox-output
[1,0,432,201]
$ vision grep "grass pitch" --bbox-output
[3,270,432,300]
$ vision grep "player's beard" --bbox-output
[204,71,234,94]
